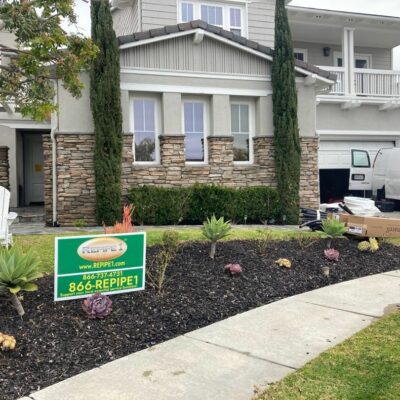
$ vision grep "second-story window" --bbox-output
[178,1,247,37]
[181,2,194,22]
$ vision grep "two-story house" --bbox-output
[288,5,400,203]
[1,0,337,225]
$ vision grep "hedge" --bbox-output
[127,185,280,225]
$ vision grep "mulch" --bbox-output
[1,238,399,400]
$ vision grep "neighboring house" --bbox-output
[288,6,400,203]
[1,0,336,225]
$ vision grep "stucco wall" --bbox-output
[57,73,94,133]
[317,103,400,133]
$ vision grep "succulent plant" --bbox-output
[0,333,16,351]
[224,263,242,277]
[324,248,340,262]
[82,293,112,319]
[369,238,379,253]
[202,215,232,259]
[358,241,371,252]
[275,258,292,269]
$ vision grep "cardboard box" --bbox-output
[339,215,400,238]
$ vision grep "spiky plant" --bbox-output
[104,204,135,234]
[0,247,43,316]
[322,219,347,248]
[82,293,113,319]
[201,215,232,259]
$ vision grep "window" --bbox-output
[184,101,207,162]
[181,2,194,22]
[352,150,370,168]
[294,49,307,62]
[229,8,242,36]
[201,4,223,26]
[133,99,158,163]
[334,52,371,69]
[231,102,253,162]
[178,1,247,37]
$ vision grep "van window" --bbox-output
[352,150,370,168]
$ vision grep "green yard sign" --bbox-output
[54,232,146,301]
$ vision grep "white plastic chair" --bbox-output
[0,186,18,248]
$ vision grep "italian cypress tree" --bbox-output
[272,0,301,224]
[90,0,123,225]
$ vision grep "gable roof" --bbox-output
[118,20,336,82]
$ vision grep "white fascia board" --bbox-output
[318,95,400,105]
[317,129,400,139]
[119,28,333,84]
[120,68,271,82]
[120,82,271,97]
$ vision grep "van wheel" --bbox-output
[377,186,386,201]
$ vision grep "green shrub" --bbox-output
[127,185,280,225]
[0,247,43,316]
[162,230,180,254]
[202,215,232,259]
[322,219,347,248]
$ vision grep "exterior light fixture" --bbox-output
[323,47,331,57]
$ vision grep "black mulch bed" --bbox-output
[1,238,400,399]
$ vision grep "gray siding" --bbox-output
[112,2,140,37]
[248,0,275,48]
[120,35,271,76]
[141,0,176,31]
[294,41,392,70]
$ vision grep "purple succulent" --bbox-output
[82,293,113,319]
[224,263,243,277]
[324,248,340,262]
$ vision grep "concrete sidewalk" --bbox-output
[20,271,400,400]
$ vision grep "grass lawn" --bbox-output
[14,227,320,274]
[254,311,400,400]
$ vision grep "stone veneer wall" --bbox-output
[44,134,319,225]
[0,147,9,190]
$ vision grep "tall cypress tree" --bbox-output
[90,0,123,225]
[272,0,301,224]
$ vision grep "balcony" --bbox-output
[319,66,400,98]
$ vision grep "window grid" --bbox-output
[181,2,194,22]
[133,99,158,163]
[184,101,207,163]
[231,103,252,163]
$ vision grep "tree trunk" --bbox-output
[10,293,25,317]
[210,242,217,259]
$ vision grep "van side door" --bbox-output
[349,149,373,191]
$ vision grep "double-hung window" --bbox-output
[133,98,159,163]
[181,2,194,22]
[183,100,207,163]
[178,1,246,37]
[231,102,253,163]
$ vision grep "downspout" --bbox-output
[50,79,59,227]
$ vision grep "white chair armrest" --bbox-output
[7,212,18,226]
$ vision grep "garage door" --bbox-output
[319,141,395,169]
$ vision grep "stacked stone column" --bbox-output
[0,147,9,190]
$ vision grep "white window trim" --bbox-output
[294,48,308,63]
[182,97,209,165]
[334,51,372,68]
[231,99,255,165]
[130,94,161,165]
[177,0,248,38]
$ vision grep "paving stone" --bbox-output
[293,273,400,317]
[186,297,375,369]
[29,336,291,400]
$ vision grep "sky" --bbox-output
[66,0,400,67]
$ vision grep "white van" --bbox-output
[349,148,400,201]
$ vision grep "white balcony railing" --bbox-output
[317,66,400,98]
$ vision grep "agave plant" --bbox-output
[201,215,231,259]
[0,247,43,316]
[322,219,347,248]
[82,293,113,319]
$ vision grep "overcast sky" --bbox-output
[66,0,400,67]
